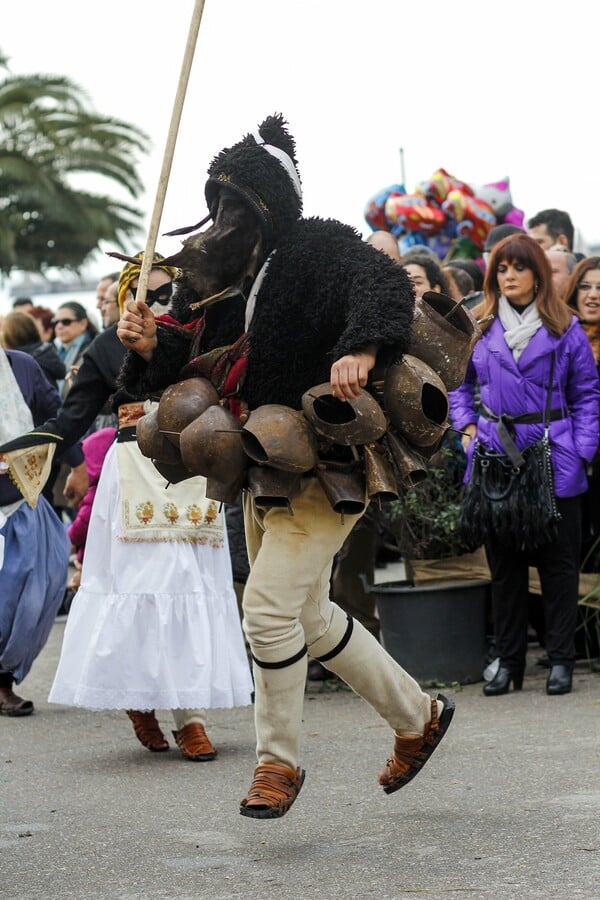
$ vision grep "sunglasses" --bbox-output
[130,282,173,305]
[51,317,79,326]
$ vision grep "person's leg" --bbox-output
[535,496,581,693]
[242,478,361,772]
[171,708,216,760]
[302,588,454,797]
[240,479,362,818]
[484,541,530,673]
[330,513,379,639]
[241,479,454,817]
[304,604,432,735]
[0,670,34,716]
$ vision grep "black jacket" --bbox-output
[19,341,66,390]
[43,324,130,446]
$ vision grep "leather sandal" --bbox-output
[172,723,217,761]
[378,693,455,795]
[126,710,169,752]
[240,763,305,819]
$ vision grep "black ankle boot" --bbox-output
[483,665,524,696]
[546,665,572,695]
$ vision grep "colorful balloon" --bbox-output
[364,183,405,232]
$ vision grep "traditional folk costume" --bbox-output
[0,260,253,756]
[118,115,456,817]
[0,349,74,715]
[48,402,253,729]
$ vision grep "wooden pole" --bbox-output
[134,0,207,303]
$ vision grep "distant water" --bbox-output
[0,290,100,329]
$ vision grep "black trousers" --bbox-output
[485,495,581,669]
[0,671,14,688]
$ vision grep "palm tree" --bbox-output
[0,52,149,273]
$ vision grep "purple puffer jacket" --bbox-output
[449,316,600,498]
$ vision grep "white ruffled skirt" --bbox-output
[49,444,253,710]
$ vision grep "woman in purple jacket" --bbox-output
[449,234,600,696]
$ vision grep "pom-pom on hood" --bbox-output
[204,113,303,252]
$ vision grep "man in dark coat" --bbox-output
[118,114,455,819]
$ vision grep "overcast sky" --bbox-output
[3,0,599,285]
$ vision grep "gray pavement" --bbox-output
[2,621,600,900]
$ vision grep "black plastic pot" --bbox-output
[370,579,490,685]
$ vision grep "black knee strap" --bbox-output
[314,615,354,663]
[251,645,307,669]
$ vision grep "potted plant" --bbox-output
[367,435,491,685]
[384,438,490,584]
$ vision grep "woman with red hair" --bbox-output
[450,234,600,696]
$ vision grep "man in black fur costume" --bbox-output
[117,114,455,819]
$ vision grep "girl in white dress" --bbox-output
[48,256,253,759]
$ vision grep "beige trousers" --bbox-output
[171,709,205,729]
[242,477,432,770]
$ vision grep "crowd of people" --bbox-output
[1,112,599,822]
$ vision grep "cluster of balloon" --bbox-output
[364,169,524,261]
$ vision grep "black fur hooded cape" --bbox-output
[118,216,415,410]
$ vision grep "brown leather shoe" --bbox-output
[126,710,169,752]
[172,723,217,761]
[240,763,305,819]
[378,693,455,794]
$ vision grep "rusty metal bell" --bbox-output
[136,409,183,464]
[363,442,400,503]
[241,405,317,473]
[205,473,245,505]
[301,383,386,446]
[152,457,195,485]
[383,354,449,449]
[179,404,247,484]
[411,291,482,391]
[315,464,366,516]
[384,430,428,487]
[246,465,302,512]
[157,377,219,447]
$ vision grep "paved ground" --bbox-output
[2,620,599,900]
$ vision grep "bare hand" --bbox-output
[461,424,477,452]
[330,346,378,401]
[64,462,89,506]
[117,300,157,361]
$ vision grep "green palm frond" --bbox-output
[0,52,150,273]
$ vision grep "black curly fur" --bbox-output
[243,217,415,410]
[120,117,415,409]
[117,277,248,400]
[205,114,302,253]
[119,216,416,409]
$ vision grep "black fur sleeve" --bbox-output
[331,243,415,364]
[117,326,193,399]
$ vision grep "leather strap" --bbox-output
[251,645,307,669]
[314,615,354,662]
[480,354,559,466]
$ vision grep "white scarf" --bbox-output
[0,349,34,522]
[0,349,34,447]
[498,295,543,361]
[0,348,57,512]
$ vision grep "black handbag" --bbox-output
[460,355,563,551]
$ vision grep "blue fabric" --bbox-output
[0,496,69,682]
